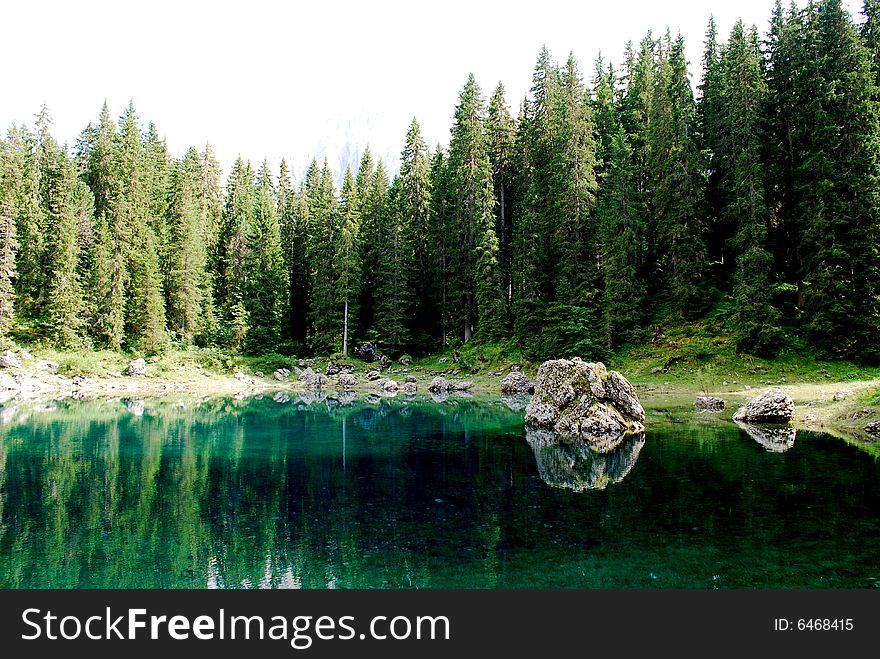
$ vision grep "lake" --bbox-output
[0,393,878,589]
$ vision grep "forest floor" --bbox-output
[2,324,880,450]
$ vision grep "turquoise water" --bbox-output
[0,394,878,589]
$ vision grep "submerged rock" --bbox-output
[526,428,646,492]
[732,388,794,424]
[403,381,417,394]
[126,358,147,377]
[501,370,535,395]
[524,359,645,450]
[736,422,796,452]
[695,396,725,413]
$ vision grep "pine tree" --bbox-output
[356,155,390,344]
[486,83,515,313]
[797,0,880,359]
[716,22,781,354]
[427,147,452,347]
[373,176,415,352]
[167,147,210,343]
[648,34,707,318]
[0,141,20,335]
[397,119,433,349]
[595,61,646,350]
[215,157,255,350]
[43,144,86,346]
[446,74,495,342]
[306,160,340,353]
[244,161,285,354]
[336,168,360,355]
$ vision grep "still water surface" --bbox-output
[0,394,878,588]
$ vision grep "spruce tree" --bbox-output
[306,160,340,353]
[648,34,707,318]
[446,74,495,342]
[0,142,19,335]
[167,147,210,343]
[397,119,433,349]
[717,22,781,354]
[244,161,285,354]
[336,167,361,355]
[797,0,880,359]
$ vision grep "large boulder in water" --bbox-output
[525,359,645,450]
[526,428,645,492]
[732,388,794,424]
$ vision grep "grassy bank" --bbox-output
[2,323,880,447]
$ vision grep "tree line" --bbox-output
[1,0,879,362]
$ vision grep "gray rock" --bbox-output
[72,376,86,387]
[865,420,880,436]
[126,358,147,377]
[353,342,377,362]
[403,381,417,394]
[453,380,472,391]
[234,372,248,381]
[695,396,726,413]
[254,371,265,378]
[298,368,327,390]
[405,374,417,383]
[19,349,33,361]
[803,413,818,423]
[524,359,645,451]
[377,378,400,392]
[736,421,796,452]
[501,371,535,395]
[833,389,854,401]
[273,368,289,381]
[732,388,794,424]
[0,373,17,390]
[336,373,358,389]
[399,355,412,366]
[365,370,381,381]
[0,350,21,368]
[326,361,341,376]
[428,376,451,392]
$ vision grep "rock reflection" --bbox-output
[736,422,796,452]
[525,429,645,492]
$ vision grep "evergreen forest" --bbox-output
[2,0,880,364]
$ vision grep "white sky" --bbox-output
[0,0,865,184]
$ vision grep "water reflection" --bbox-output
[0,394,878,589]
[736,422,797,453]
[525,429,646,492]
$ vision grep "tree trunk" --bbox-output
[343,299,349,355]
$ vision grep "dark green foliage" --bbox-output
[648,34,708,319]
[2,2,879,364]
[243,161,285,354]
[446,75,496,343]
[713,22,781,354]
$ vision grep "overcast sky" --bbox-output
[0,0,865,183]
